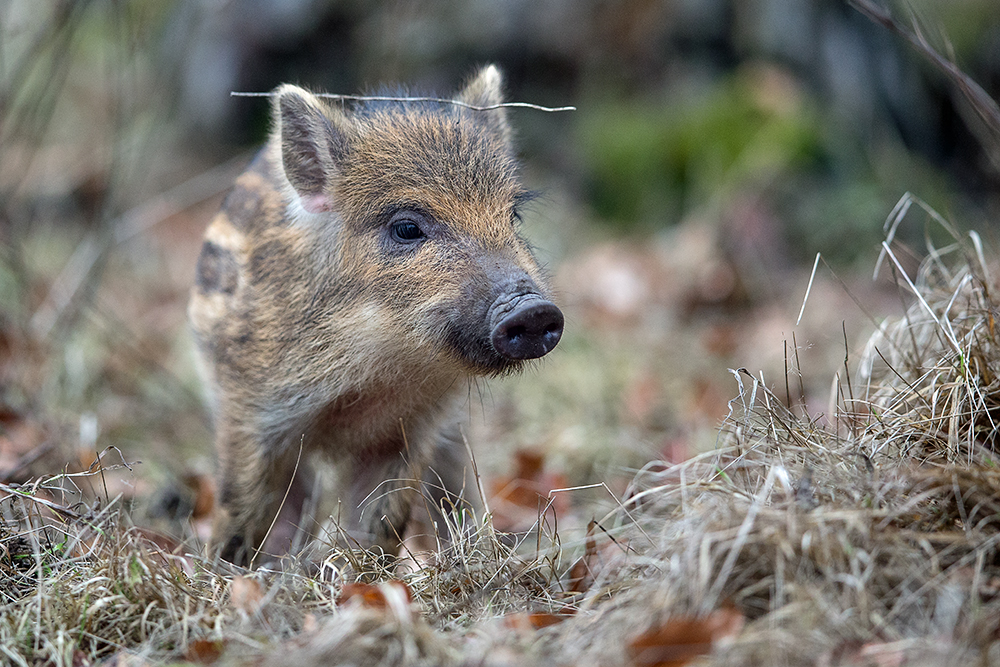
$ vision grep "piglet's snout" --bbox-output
[489,293,563,360]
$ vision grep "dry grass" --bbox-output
[550,208,1000,666]
[3,207,1000,666]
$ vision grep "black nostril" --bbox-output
[490,297,564,361]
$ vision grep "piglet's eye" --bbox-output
[390,220,425,243]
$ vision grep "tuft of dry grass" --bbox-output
[858,199,1000,464]
[544,207,1000,666]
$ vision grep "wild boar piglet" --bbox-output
[188,66,563,565]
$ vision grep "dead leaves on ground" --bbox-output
[184,638,227,664]
[229,575,265,615]
[282,577,743,667]
[490,448,569,532]
[627,606,745,667]
[339,580,414,618]
[502,611,574,631]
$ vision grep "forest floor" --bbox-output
[3,170,999,665]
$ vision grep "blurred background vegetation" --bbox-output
[1,0,999,534]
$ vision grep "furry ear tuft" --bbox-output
[457,64,504,108]
[273,84,346,214]
[456,65,511,145]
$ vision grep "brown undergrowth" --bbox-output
[556,209,1000,666]
[3,205,1000,666]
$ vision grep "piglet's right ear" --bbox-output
[273,84,345,214]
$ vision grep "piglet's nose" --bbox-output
[490,294,564,360]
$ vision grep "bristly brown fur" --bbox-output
[188,66,558,566]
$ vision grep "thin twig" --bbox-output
[849,0,1000,130]
[231,91,576,112]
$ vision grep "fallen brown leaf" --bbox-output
[230,575,264,615]
[627,606,745,667]
[185,638,225,664]
[490,448,569,531]
[339,582,389,609]
[339,580,414,619]
[503,611,573,631]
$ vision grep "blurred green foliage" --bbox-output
[580,68,825,228]
[577,65,959,264]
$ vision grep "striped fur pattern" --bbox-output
[189,66,558,565]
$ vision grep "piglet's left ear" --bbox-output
[456,65,511,145]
